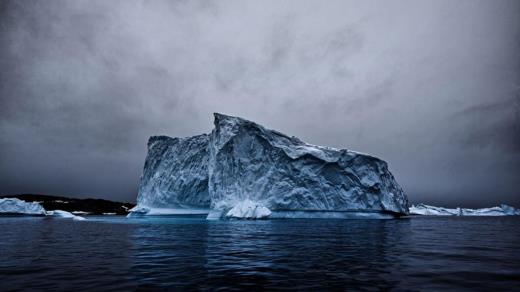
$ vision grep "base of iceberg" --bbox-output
[270,210,398,219]
[207,209,401,220]
[409,204,520,216]
[127,206,210,218]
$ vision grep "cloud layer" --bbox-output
[1,0,519,206]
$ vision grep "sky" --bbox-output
[0,0,519,207]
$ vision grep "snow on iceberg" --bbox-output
[224,200,272,219]
[0,198,46,215]
[46,210,86,220]
[409,203,520,216]
[130,113,409,219]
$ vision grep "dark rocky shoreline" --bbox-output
[1,194,135,215]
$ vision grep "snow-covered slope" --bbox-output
[0,198,46,215]
[409,204,520,216]
[132,113,409,219]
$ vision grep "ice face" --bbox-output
[208,113,409,216]
[0,198,46,215]
[132,113,410,219]
[136,135,210,210]
[409,203,520,216]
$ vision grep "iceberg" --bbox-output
[131,113,409,219]
[0,198,87,220]
[409,203,520,216]
[135,135,211,215]
[46,210,86,220]
[409,204,460,216]
[0,198,46,215]
[0,198,86,220]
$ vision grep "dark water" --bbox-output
[1,216,519,291]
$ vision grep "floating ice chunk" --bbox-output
[0,198,46,215]
[225,200,272,219]
[47,210,86,220]
[409,204,459,216]
[409,203,519,216]
[71,211,90,215]
[126,206,150,217]
[126,206,209,217]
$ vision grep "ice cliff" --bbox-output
[132,113,409,219]
[135,135,210,211]
[409,204,520,216]
[0,198,46,215]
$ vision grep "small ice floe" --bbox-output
[46,210,86,221]
[126,206,150,217]
[225,200,272,219]
[103,212,117,215]
[409,203,520,216]
[53,200,69,203]
[71,211,90,215]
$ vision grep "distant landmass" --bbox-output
[1,194,135,215]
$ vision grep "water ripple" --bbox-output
[0,216,519,290]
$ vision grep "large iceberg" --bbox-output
[131,113,409,219]
[0,198,46,215]
[409,203,520,216]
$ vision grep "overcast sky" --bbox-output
[1,0,519,207]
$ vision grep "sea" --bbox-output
[0,216,519,291]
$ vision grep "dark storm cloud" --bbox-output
[452,94,520,153]
[0,0,519,206]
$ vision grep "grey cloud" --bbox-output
[451,94,520,153]
[1,0,519,206]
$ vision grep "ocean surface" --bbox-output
[0,216,519,291]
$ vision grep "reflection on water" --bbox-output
[1,216,519,290]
